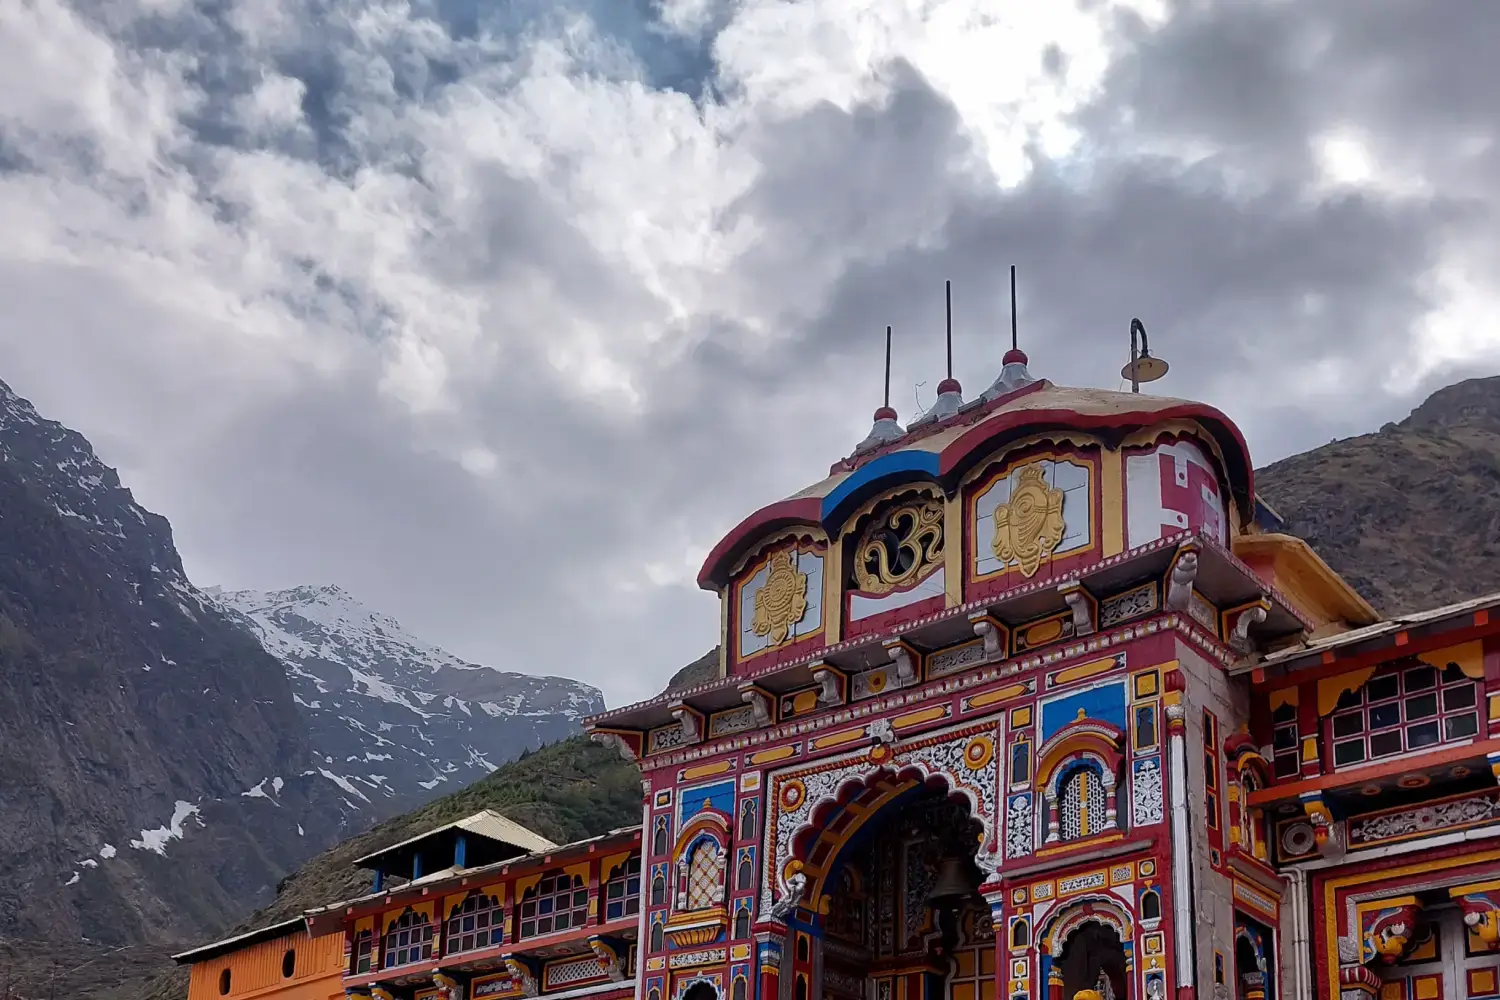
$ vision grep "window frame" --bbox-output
[445,892,504,955]
[604,857,642,923]
[1327,662,1482,768]
[520,871,590,939]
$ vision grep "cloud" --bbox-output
[0,0,1497,705]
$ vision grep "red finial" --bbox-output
[1002,348,1028,366]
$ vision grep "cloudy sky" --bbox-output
[1,0,1497,708]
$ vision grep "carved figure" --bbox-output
[770,871,807,920]
[992,463,1066,578]
[751,550,809,645]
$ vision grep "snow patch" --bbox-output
[130,801,202,855]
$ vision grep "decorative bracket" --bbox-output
[1299,792,1345,862]
[1165,544,1199,612]
[1229,600,1270,655]
[371,988,396,1000]
[669,702,702,744]
[809,662,845,705]
[1057,581,1096,637]
[866,717,897,746]
[503,958,540,998]
[883,639,918,688]
[432,972,465,1000]
[588,935,628,982]
[590,731,638,762]
[968,611,1007,660]
[1451,881,1500,949]
[739,684,773,727]
[1358,895,1421,964]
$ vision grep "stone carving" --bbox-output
[589,938,627,982]
[1166,550,1198,611]
[1348,789,1500,846]
[1061,583,1095,636]
[1005,794,1033,858]
[1099,583,1157,629]
[1231,605,1268,655]
[751,549,809,646]
[671,705,701,743]
[929,641,987,680]
[853,498,944,594]
[590,732,636,762]
[991,463,1066,578]
[971,614,1004,658]
[740,687,773,727]
[710,705,760,738]
[866,718,897,746]
[1131,757,1165,827]
[433,972,464,1000]
[769,871,806,920]
[885,641,917,688]
[503,959,539,998]
[812,667,842,706]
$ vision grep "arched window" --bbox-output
[218,969,231,996]
[737,852,754,891]
[1140,889,1162,922]
[650,920,665,952]
[281,948,296,978]
[651,871,667,906]
[351,929,374,974]
[1010,918,1029,951]
[733,978,748,1000]
[650,988,662,1000]
[605,858,642,922]
[383,909,434,967]
[685,841,725,910]
[734,907,751,939]
[796,976,808,1000]
[653,817,669,857]
[739,799,757,841]
[521,870,589,938]
[446,892,503,954]
[1059,765,1107,841]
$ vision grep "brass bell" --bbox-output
[925,856,975,907]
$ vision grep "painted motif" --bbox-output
[974,458,1091,578]
[1124,437,1225,549]
[737,547,824,658]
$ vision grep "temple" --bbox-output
[177,348,1500,1000]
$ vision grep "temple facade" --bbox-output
[178,353,1500,1000]
[584,351,1500,1000]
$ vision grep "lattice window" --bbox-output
[351,930,373,975]
[1330,661,1481,767]
[520,871,589,938]
[1059,767,1106,841]
[605,857,642,922]
[1271,704,1299,779]
[445,893,502,954]
[382,910,434,968]
[685,841,725,910]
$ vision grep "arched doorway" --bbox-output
[792,773,987,1000]
[1039,897,1133,1000]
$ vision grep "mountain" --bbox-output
[207,584,604,814]
[1255,375,1500,615]
[0,379,349,967]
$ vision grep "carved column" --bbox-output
[1101,769,1119,832]
[1043,787,1061,843]
[1165,682,1197,998]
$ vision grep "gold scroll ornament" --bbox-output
[853,498,945,595]
[751,549,809,646]
[992,462,1066,578]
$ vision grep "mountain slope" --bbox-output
[210,585,604,814]
[0,380,349,957]
[1256,375,1500,615]
[137,735,645,1000]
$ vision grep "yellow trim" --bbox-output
[893,706,949,730]
[809,728,866,751]
[966,683,1030,711]
[944,493,964,607]
[682,760,734,781]
[1100,447,1124,558]
[1418,640,1484,680]
[1448,877,1500,897]
[1319,846,1500,1000]
[1133,670,1159,700]
[1270,687,1298,712]
[719,588,729,680]
[747,745,798,766]
[1317,667,1377,716]
[824,533,843,646]
[1231,533,1380,629]
[1034,833,1124,858]
[1052,655,1121,687]
[1010,705,1033,729]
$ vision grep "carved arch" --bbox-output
[1037,895,1134,960]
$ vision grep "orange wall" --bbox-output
[186,927,345,1000]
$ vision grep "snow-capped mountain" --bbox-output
[209,584,605,813]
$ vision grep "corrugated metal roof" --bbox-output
[351,809,557,868]
[171,917,306,964]
[1258,588,1500,668]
